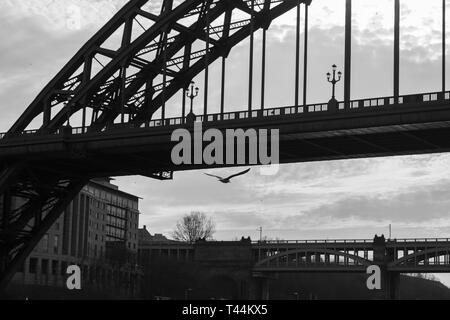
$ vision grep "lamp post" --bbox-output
[186,81,199,124]
[326,64,342,111]
[257,227,263,242]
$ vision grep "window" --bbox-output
[53,235,59,254]
[42,234,49,253]
[51,261,58,275]
[29,258,38,274]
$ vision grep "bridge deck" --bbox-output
[139,238,450,273]
[2,91,450,177]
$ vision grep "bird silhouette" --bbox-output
[204,168,251,184]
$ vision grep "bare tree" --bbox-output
[172,212,216,242]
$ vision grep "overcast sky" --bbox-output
[3,0,450,283]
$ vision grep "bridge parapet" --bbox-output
[251,236,450,273]
[2,90,450,141]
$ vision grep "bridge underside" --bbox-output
[2,101,450,177]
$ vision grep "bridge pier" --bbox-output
[383,270,400,300]
[250,275,270,300]
[373,235,400,300]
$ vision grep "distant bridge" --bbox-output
[139,236,450,299]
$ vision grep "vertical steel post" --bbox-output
[444,0,446,92]
[394,0,400,100]
[303,3,309,107]
[221,9,232,117]
[261,28,267,110]
[120,19,132,124]
[295,2,301,107]
[221,57,226,117]
[160,0,173,122]
[204,5,210,118]
[162,33,167,122]
[344,0,352,106]
[182,89,186,123]
[81,57,92,129]
[82,106,86,130]
[249,0,255,112]
[120,66,126,123]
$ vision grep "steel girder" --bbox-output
[0,0,311,290]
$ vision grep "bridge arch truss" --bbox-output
[0,0,312,289]
[252,242,375,272]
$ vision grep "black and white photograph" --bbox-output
[1,0,450,310]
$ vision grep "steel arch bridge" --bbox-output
[139,236,450,299]
[1,0,450,291]
[0,0,313,290]
[252,238,450,273]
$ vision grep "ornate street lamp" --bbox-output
[327,64,342,100]
[186,81,199,124]
[326,64,342,111]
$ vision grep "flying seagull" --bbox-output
[204,168,251,184]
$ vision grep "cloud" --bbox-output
[0,5,94,131]
[3,0,450,244]
[116,153,450,241]
[0,0,129,30]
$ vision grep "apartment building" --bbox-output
[9,178,141,299]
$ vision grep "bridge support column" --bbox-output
[373,235,400,300]
[383,271,400,300]
[250,274,271,300]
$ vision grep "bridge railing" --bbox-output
[252,238,450,245]
[2,89,450,140]
[252,239,373,245]
[139,240,194,246]
[110,89,450,130]
[388,238,450,243]
[339,91,450,110]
